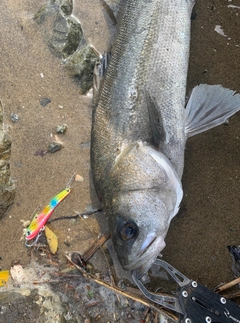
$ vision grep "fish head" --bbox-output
[110,189,169,276]
[107,142,183,277]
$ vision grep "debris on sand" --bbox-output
[56,124,67,134]
[0,100,16,219]
[47,142,62,153]
[39,97,51,107]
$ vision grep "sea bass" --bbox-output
[91,0,240,277]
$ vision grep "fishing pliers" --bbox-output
[132,259,240,322]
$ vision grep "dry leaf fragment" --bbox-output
[45,225,58,254]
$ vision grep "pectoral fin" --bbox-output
[185,84,240,137]
[146,90,166,148]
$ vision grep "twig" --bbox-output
[82,230,110,262]
[53,273,84,278]
[70,231,110,269]
[48,209,103,223]
[33,280,60,284]
[85,300,103,309]
[215,277,240,293]
[65,254,178,322]
[77,214,114,292]
[222,290,240,300]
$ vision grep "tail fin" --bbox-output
[185,84,240,137]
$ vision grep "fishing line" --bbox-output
[48,208,103,223]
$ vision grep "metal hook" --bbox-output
[25,227,45,247]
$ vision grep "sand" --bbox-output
[0,0,240,299]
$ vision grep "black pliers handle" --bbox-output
[132,259,240,322]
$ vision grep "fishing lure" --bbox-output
[25,174,75,245]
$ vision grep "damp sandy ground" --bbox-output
[0,0,240,315]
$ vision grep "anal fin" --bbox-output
[185,84,240,137]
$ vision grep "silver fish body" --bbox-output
[91,0,193,276]
[92,0,194,178]
[91,0,240,276]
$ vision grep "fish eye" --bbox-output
[26,230,30,236]
[120,222,138,241]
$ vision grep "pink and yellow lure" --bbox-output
[25,174,75,244]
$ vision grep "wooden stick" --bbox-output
[33,279,60,284]
[215,277,240,293]
[222,290,240,300]
[82,230,110,262]
[65,254,178,322]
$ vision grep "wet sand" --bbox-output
[0,0,240,306]
[164,0,240,289]
[0,0,113,274]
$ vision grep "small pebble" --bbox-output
[10,113,19,122]
[39,98,51,107]
[75,174,84,182]
[47,142,62,153]
[56,124,67,134]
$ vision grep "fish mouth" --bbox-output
[123,233,166,277]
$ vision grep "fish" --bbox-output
[91,0,240,277]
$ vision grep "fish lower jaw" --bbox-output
[123,235,166,276]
